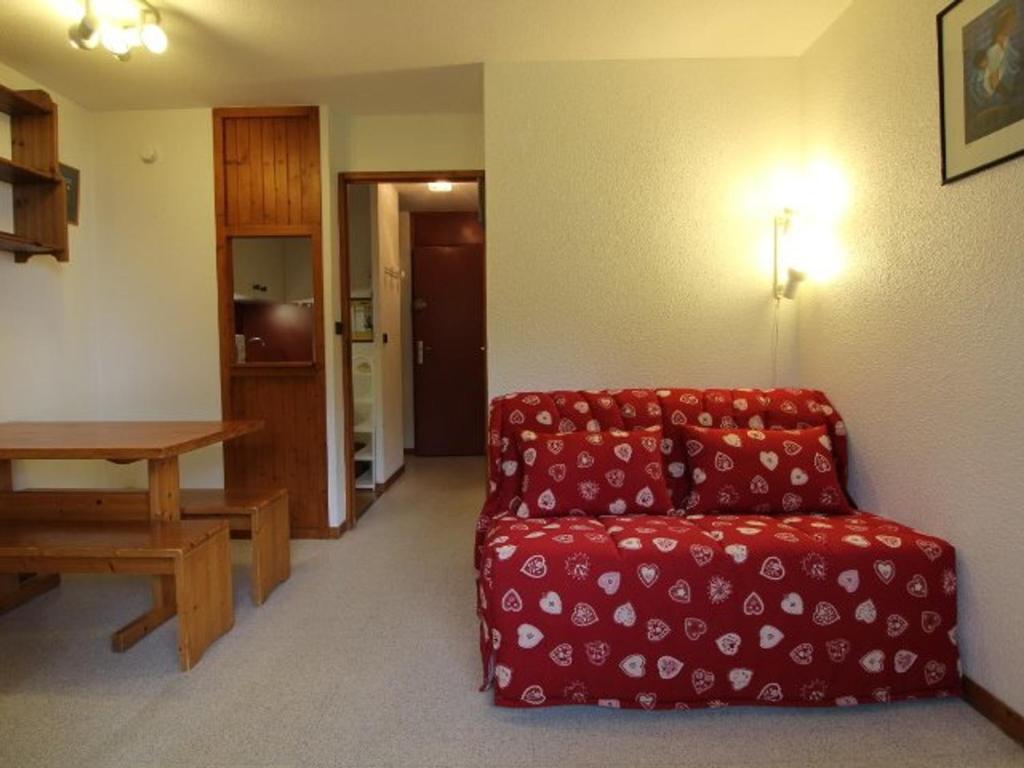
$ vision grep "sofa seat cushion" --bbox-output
[478,511,960,709]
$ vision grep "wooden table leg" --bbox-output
[111,456,183,650]
[0,461,62,614]
[148,456,181,521]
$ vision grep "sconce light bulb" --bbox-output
[781,267,806,300]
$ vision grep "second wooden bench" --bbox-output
[0,487,290,605]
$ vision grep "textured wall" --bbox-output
[89,109,223,488]
[800,0,1024,712]
[0,62,105,487]
[373,184,405,483]
[484,60,802,396]
[330,112,484,172]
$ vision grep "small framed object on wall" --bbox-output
[938,0,1024,183]
[351,298,373,342]
[59,163,80,225]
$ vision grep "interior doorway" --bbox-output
[338,171,486,530]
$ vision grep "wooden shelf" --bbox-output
[354,467,375,490]
[0,85,52,117]
[0,231,64,259]
[0,157,61,185]
[0,81,67,263]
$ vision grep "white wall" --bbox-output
[0,62,104,487]
[373,184,404,482]
[0,66,224,490]
[799,0,1024,714]
[284,237,313,303]
[89,109,222,489]
[318,106,345,529]
[484,60,802,397]
[331,113,484,172]
[347,184,373,297]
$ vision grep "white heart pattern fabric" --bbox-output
[637,563,660,587]
[619,654,646,678]
[539,591,562,615]
[613,602,637,628]
[657,655,684,680]
[571,602,599,627]
[480,391,959,711]
[517,624,544,649]
[597,571,621,595]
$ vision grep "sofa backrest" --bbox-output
[478,388,849,540]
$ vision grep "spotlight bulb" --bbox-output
[67,17,100,50]
[101,24,130,56]
[140,22,167,53]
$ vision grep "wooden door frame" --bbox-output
[337,170,485,531]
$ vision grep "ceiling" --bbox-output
[394,182,479,213]
[0,0,853,112]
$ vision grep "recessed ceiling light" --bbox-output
[427,180,453,193]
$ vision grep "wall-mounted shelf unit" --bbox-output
[0,83,68,263]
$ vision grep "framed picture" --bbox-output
[350,298,373,342]
[939,0,1024,183]
[59,163,80,225]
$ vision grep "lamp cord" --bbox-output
[771,296,781,388]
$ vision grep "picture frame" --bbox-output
[59,163,80,225]
[350,297,373,342]
[938,0,1024,184]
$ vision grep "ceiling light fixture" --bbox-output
[64,0,168,61]
[427,180,453,193]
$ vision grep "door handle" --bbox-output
[416,340,424,365]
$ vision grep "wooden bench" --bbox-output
[180,488,290,605]
[0,486,291,606]
[0,519,234,670]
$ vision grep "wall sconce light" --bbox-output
[66,0,168,61]
[773,208,806,301]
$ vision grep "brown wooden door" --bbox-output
[412,214,486,455]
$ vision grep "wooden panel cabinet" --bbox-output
[212,107,333,538]
[219,111,320,227]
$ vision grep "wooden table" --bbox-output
[0,420,262,649]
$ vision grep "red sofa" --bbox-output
[476,388,960,710]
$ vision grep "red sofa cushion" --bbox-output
[479,511,960,709]
[682,425,850,516]
[517,427,673,518]
[478,389,851,565]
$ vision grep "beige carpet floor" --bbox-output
[0,456,1020,768]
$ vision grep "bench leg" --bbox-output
[175,527,234,671]
[0,465,59,616]
[250,495,291,605]
[111,575,176,652]
[0,573,61,616]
